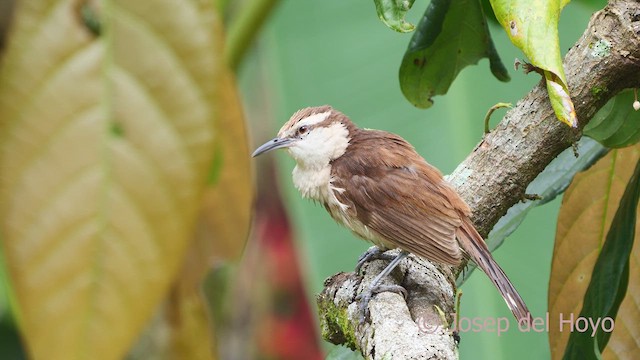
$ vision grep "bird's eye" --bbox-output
[297,125,309,135]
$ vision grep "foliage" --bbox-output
[584,90,640,148]
[491,0,577,127]
[383,0,577,126]
[0,0,252,358]
[374,0,417,33]
[1,0,637,359]
[549,146,640,359]
[399,0,509,108]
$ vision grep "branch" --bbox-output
[318,251,459,358]
[317,1,640,358]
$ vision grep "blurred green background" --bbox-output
[243,1,595,358]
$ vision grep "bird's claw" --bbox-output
[356,291,372,324]
[355,247,396,275]
[356,284,408,324]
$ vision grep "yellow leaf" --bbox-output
[160,14,253,359]
[194,66,252,264]
[165,288,218,360]
[549,145,640,359]
[0,1,219,359]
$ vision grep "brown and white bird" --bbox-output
[252,105,530,322]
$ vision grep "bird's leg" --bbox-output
[355,246,398,274]
[356,250,409,323]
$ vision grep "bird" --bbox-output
[252,105,530,323]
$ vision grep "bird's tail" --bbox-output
[456,219,531,323]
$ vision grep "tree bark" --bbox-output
[317,1,640,359]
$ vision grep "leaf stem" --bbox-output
[224,0,280,72]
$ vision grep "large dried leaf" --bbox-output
[195,67,252,264]
[549,146,640,359]
[162,47,253,360]
[164,288,218,360]
[0,1,219,359]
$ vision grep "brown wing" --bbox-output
[331,129,470,265]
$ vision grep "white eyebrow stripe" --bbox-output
[297,111,331,128]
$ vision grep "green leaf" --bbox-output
[374,0,417,33]
[562,158,640,359]
[0,1,219,359]
[457,137,608,285]
[480,0,499,24]
[490,0,577,127]
[584,90,640,148]
[399,0,509,108]
[0,249,26,359]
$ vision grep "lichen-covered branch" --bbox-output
[317,1,640,359]
[318,251,459,359]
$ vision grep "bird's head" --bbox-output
[252,105,354,168]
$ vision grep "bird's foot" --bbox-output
[355,247,397,275]
[356,284,408,324]
[355,250,409,324]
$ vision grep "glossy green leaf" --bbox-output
[399,0,509,108]
[584,90,640,148]
[490,0,577,127]
[374,0,417,33]
[457,137,608,285]
[0,1,219,359]
[562,156,640,359]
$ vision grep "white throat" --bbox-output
[289,122,350,202]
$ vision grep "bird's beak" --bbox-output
[252,137,297,157]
